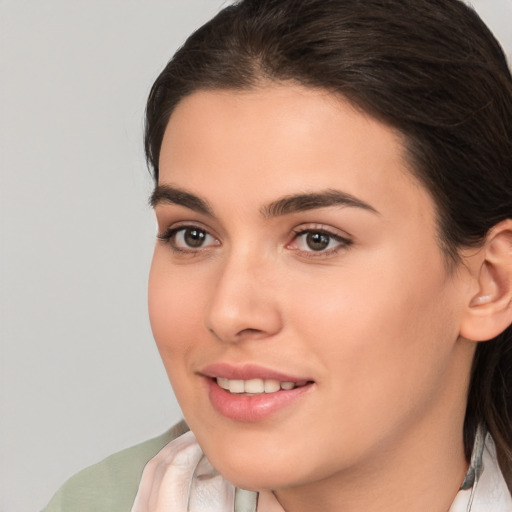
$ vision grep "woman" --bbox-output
[45,0,512,511]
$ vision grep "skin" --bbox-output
[148,84,479,512]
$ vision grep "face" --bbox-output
[148,85,474,493]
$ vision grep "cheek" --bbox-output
[286,247,460,421]
[148,252,206,372]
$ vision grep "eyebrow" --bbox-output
[150,185,214,216]
[150,185,378,217]
[261,189,379,217]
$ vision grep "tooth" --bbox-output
[217,377,230,390]
[229,379,245,393]
[264,379,281,393]
[244,379,264,393]
[217,377,303,394]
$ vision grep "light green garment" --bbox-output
[43,421,189,512]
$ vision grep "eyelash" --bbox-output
[288,227,353,257]
[157,225,219,254]
[157,224,353,257]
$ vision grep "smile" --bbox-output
[216,377,308,394]
[200,363,315,421]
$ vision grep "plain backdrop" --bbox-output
[1,1,511,511]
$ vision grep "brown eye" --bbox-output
[183,228,207,248]
[305,232,330,251]
[158,225,219,252]
[289,227,352,256]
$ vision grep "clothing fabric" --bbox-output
[42,421,189,512]
[130,430,282,512]
[44,421,512,512]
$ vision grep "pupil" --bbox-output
[184,228,206,248]
[307,232,329,251]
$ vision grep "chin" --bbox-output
[199,440,310,492]
[184,409,323,490]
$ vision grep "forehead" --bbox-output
[158,84,434,224]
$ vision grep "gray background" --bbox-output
[1,1,510,511]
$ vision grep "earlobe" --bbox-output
[460,220,512,342]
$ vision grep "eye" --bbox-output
[158,225,219,252]
[288,227,352,255]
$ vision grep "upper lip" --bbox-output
[200,362,312,382]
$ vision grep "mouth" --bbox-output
[215,377,310,395]
[200,364,315,422]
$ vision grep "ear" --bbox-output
[459,219,512,342]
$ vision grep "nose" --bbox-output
[204,251,283,343]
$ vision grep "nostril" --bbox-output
[208,326,267,343]
[239,328,263,335]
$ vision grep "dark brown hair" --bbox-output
[145,0,512,486]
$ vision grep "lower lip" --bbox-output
[206,378,313,422]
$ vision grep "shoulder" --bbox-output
[42,420,189,512]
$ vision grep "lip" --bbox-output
[201,362,312,382]
[200,363,314,422]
